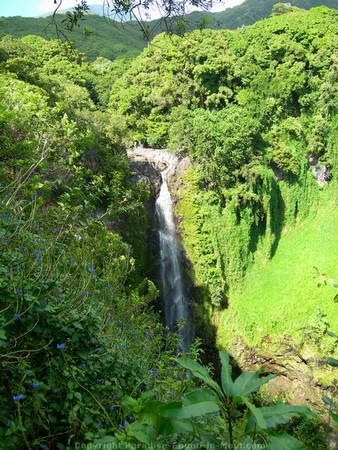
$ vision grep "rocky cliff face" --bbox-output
[308,154,332,186]
[127,147,191,198]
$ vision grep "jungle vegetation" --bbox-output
[0,3,337,448]
[0,0,336,61]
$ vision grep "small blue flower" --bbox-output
[97,423,103,429]
[110,405,115,411]
[6,421,12,428]
[96,379,102,383]
[56,343,65,350]
[16,288,22,295]
[35,257,41,262]
[70,258,75,263]
[88,268,94,273]
[34,249,40,254]
[82,291,88,296]
[119,421,128,430]
[13,313,20,319]
[32,382,40,390]
[35,238,40,242]
[13,394,23,401]
[127,249,131,254]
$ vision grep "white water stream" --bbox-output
[155,163,192,352]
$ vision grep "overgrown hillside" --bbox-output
[187,0,338,31]
[0,14,144,61]
[219,185,337,356]
[1,0,337,61]
[0,5,337,449]
[0,33,182,448]
[108,5,337,357]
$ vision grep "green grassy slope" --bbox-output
[218,184,338,355]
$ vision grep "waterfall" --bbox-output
[155,163,193,352]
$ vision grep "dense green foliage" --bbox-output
[1,0,337,62]
[0,14,144,61]
[109,6,337,171]
[104,350,320,449]
[1,4,337,448]
[186,0,338,32]
[218,187,338,353]
[0,34,183,448]
[108,6,338,350]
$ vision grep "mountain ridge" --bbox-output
[1,0,337,61]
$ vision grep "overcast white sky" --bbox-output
[0,0,245,18]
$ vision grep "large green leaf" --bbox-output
[327,330,338,339]
[322,394,337,408]
[240,396,267,429]
[331,413,338,423]
[251,404,315,429]
[175,357,223,398]
[126,422,154,444]
[268,431,306,450]
[159,388,220,419]
[219,351,234,397]
[324,357,338,367]
[138,400,165,428]
[138,399,195,436]
[232,371,276,397]
[156,417,194,436]
[183,388,220,406]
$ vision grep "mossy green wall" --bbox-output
[176,163,337,356]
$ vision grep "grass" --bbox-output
[218,183,338,356]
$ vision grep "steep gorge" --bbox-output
[127,143,337,415]
[128,148,195,351]
[2,9,338,445]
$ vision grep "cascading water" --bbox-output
[155,162,193,352]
